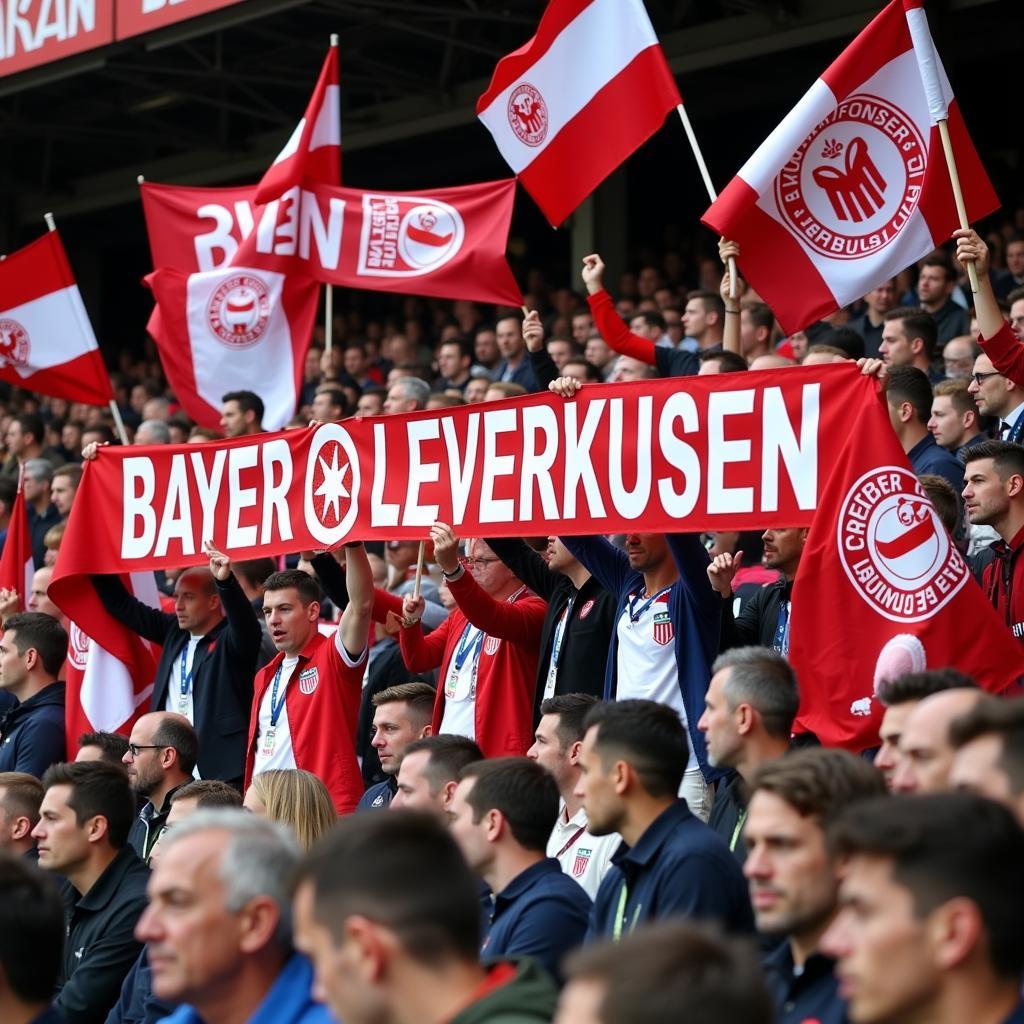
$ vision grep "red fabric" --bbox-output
[790,385,1024,751]
[587,290,657,366]
[0,484,33,611]
[399,572,546,757]
[244,629,366,814]
[980,525,1024,648]
[979,322,1024,389]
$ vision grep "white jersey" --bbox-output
[547,801,619,901]
[253,655,299,774]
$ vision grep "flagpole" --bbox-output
[936,120,980,295]
[47,210,131,445]
[676,104,737,299]
[413,540,426,600]
[324,284,333,354]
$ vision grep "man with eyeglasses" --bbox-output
[398,523,546,757]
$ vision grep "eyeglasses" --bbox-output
[127,743,165,758]
[971,371,1003,385]
[466,557,501,570]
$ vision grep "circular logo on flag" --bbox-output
[508,83,549,147]
[397,204,466,272]
[304,422,360,546]
[0,319,31,368]
[68,623,91,671]
[775,94,927,260]
[837,466,968,623]
[207,275,270,348]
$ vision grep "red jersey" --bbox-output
[981,523,1024,647]
[980,322,1024,389]
[244,627,366,814]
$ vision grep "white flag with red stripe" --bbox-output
[0,482,34,611]
[0,232,113,406]
[255,41,341,205]
[476,0,680,227]
[702,0,998,334]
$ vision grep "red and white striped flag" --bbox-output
[477,0,680,227]
[255,40,341,205]
[0,480,34,612]
[0,231,113,406]
[702,0,998,334]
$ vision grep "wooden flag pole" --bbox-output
[413,540,426,599]
[676,103,737,300]
[325,284,334,354]
[937,119,980,295]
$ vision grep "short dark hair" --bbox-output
[0,772,43,824]
[920,251,956,283]
[886,365,933,424]
[262,568,321,607]
[439,337,474,361]
[743,301,774,335]
[540,693,601,750]
[400,735,483,794]
[314,387,347,414]
[562,358,604,382]
[687,289,725,321]
[372,682,436,727]
[221,390,264,423]
[700,350,748,373]
[918,474,960,534]
[950,697,1024,795]
[294,811,482,964]
[819,326,865,359]
[0,476,17,509]
[3,613,68,677]
[633,310,666,332]
[750,748,885,825]
[884,307,938,360]
[151,717,199,777]
[82,424,116,445]
[829,794,1024,979]
[77,731,130,764]
[565,921,774,1024]
[876,668,977,708]
[40,761,135,850]
[52,463,83,487]
[584,700,688,798]
[233,558,277,591]
[711,647,800,740]
[172,779,243,808]
[459,758,558,853]
[0,854,66,1001]
[15,413,44,446]
[963,439,1024,480]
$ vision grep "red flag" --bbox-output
[702,0,998,334]
[56,571,162,761]
[0,232,113,406]
[476,0,680,227]
[789,385,1024,752]
[0,481,34,612]
[255,41,341,205]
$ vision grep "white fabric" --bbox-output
[478,0,659,173]
[270,85,341,165]
[163,633,203,722]
[615,593,697,771]
[253,654,299,774]
[547,800,619,901]
[1002,401,1024,434]
[439,625,482,741]
[0,284,101,375]
[184,266,298,431]
[905,6,953,122]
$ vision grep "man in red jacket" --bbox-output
[244,543,373,814]
[399,522,546,757]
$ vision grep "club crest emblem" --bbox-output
[508,82,548,146]
[206,275,270,347]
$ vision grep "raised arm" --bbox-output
[338,542,373,662]
[89,574,174,645]
[718,238,745,356]
[583,254,658,367]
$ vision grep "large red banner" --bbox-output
[0,0,114,77]
[116,0,245,39]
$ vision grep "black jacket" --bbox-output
[127,785,182,863]
[90,574,261,783]
[0,681,65,777]
[707,771,749,864]
[721,577,791,651]
[486,537,615,718]
[56,846,150,1024]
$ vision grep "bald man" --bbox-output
[891,688,985,794]
[89,544,262,785]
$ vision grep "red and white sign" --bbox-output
[477,0,681,227]
[116,0,245,40]
[0,231,113,406]
[790,392,1023,753]
[702,0,998,334]
[0,0,114,77]
[255,41,341,205]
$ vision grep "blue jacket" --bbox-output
[561,534,721,781]
[104,947,174,1024]
[158,954,331,1024]
[588,800,753,941]
[0,681,65,778]
[357,777,395,811]
[481,858,591,986]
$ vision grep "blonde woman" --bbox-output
[243,769,337,851]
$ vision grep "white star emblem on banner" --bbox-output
[314,445,351,525]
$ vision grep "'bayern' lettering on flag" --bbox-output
[0,231,114,406]
[476,0,681,227]
[702,0,998,334]
[0,479,34,613]
[254,39,341,205]
[789,386,1024,753]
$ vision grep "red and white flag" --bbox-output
[789,387,1024,752]
[255,41,341,205]
[477,0,680,227]
[702,0,998,334]
[0,232,113,406]
[52,570,162,761]
[0,480,34,612]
